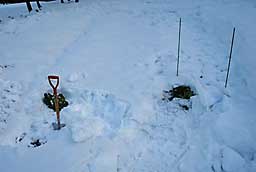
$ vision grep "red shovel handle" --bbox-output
[48,75,59,93]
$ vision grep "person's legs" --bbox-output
[26,1,33,12]
[36,1,42,9]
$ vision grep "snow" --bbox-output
[0,0,256,172]
[62,89,130,142]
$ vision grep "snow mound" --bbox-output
[62,88,130,142]
[214,108,256,161]
[66,72,86,83]
[221,146,246,172]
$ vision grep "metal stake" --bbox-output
[177,18,182,76]
[225,27,236,88]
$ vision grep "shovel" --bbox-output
[48,75,65,130]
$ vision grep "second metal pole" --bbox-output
[177,18,182,76]
[225,27,236,88]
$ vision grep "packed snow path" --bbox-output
[0,0,256,172]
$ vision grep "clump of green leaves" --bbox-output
[43,93,68,111]
[163,85,196,101]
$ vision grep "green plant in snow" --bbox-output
[163,85,196,101]
[43,93,68,112]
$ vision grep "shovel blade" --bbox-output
[52,123,66,130]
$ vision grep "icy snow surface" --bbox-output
[0,0,256,172]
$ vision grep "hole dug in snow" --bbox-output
[163,85,196,110]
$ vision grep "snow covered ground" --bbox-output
[0,0,256,172]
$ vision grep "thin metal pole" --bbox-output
[177,18,181,76]
[225,27,236,88]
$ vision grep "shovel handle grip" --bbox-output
[48,75,60,92]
